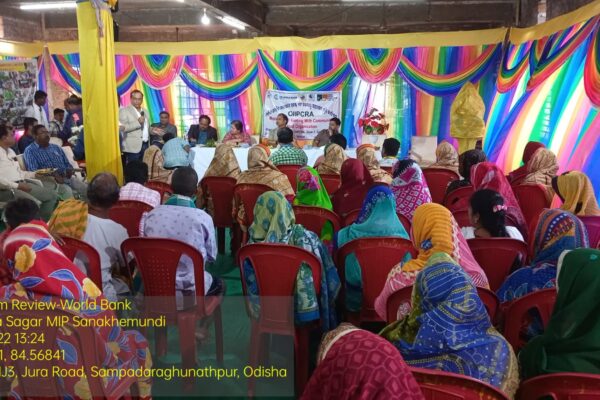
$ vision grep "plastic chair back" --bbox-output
[386,285,499,323]
[237,243,322,333]
[121,237,209,320]
[342,208,411,233]
[319,174,341,195]
[200,176,237,228]
[503,288,556,352]
[513,184,552,230]
[145,180,173,203]
[233,183,273,228]
[336,237,416,322]
[517,373,600,400]
[579,216,600,249]
[410,367,510,400]
[109,200,154,237]
[467,237,528,291]
[276,164,302,192]
[60,236,103,290]
[292,205,342,238]
[423,168,460,204]
[444,185,474,212]
[452,209,471,228]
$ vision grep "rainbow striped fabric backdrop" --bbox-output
[36,13,600,199]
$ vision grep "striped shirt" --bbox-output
[162,138,190,168]
[120,182,161,208]
[23,142,71,173]
[270,144,308,166]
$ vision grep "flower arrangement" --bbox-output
[358,108,389,135]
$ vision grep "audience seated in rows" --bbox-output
[316,143,347,175]
[446,148,486,194]
[380,253,518,397]
[390,159,432,221]
[197,143,241,215]
[0,201,152,398]
[270,127,308,166]
[553,171,600,216]
[162,132,191,169]
[356,144,392,185]
[508,141,545,184]
[49,174,130,301]
[243,191,340,330]
[332,159,374,218]
[375,203,489,320]
[462,189,524,241]
[143,144,173,183]
[429,141,459,174]
[335,186,409,312]
[0,124,58,220]
[520,147,558,201]
[120,160,161,208]
[379,137,401,167]
[302,324,425,400]
[293,166,334,242]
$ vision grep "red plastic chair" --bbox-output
[342,208,412,232]
[336,237,416,324]
[467,238,528,292]
[319,174,341,195]
[60,236,103,290]
[109,200,154,237]
[237,243,322,396]
[513,184,552,231]
[411,367,510,400]
[233,183,272,244]
[502,288,556,352]
[517,373,600,400]
[121,237,223,389]
[0,308,139,398]
[386,285,499,324]
[276,164,303,192]
[452,209,471,228]
[292,205,342,238]
[444,185,474,213]
[423,168,460,205]
[200,176,237,254]
[145,180,173,203]
[579,216,600,249]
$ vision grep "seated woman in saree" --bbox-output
[293,166,334,244]
[520,248,600,380]
[0,219,152,399]
[356,144,392,185]
[507,141,545,185]
[552,171,600,216]
[301,323,425,400]
[234,145,294,228]
[471,162,528,238]
[374,203,489,320]
[520,148,559,202]
[315,143,347,175]
[196,143,241,215]
[380,253,518,398]
[143,144,173,183]
[390,159,432,221]
[497,209,588,303]
[331,159,374,219]
[242,191,340,331]
[445,148,486,196]
[428,141,459,175]
[335,185,409,313]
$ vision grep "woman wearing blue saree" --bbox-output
[335,185,409,312]
[243,191,340,331]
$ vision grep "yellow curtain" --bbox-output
[76,0,123,182]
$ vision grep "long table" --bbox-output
[191,147,373,179]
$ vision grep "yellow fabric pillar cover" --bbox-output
[450,82,486,154]
[76,0,123,182]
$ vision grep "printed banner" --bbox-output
[262,90,342,141]
[0,61,37,124]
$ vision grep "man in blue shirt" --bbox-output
[162,132,191,169]
[23,125,87,199]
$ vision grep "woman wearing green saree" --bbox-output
[520,248,600,379]
[293,166,334,243]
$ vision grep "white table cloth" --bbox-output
[191,146,376,179]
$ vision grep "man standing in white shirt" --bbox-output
[0,124,58,220]
[24,90,49,129]
[119,90,149,164]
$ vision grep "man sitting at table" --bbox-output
[269,127,308,166]
[23,124,87,200]
[162,132,191,169]
[266,113,288,147]
[312,117,341,148]
[187,114,218,145]
[150,111,178,148]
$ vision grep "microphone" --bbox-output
[140,111,145,117]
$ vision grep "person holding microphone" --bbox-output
[119,90,150,163]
